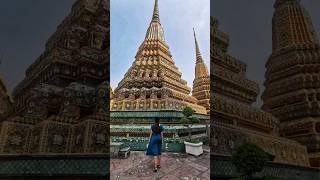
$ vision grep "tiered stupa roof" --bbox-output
[192,29,210,113]
[211,17,310,166]
[0,0,109,154]
[112,0,206,114]
[263,0,320,167]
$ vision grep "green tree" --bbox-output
[232,143,269,180]
[180,106,200,142]
[182,106,193,118]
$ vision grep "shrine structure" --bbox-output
[192,29,210,114]
[211,17,310,167]
[262,0,320,167]
[0,0,109,154]
[110,0,210,151]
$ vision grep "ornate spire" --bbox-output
[272,0,318,52]
[193,28,209,78]
[192,28,210,112]
[152,0,160,23]
[193,28,203,64]
[274,0,295,8]
[144,0,165,42]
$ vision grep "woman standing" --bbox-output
[146,117,164,172]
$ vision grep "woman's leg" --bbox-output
[154,156,157,167]
[153,156,158,172]
[155,156,159,167]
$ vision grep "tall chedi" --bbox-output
[262,0,320,167]
[111,0,206,114]
[192,29,210,113]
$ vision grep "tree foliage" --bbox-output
[232,143,269,179]
[180,107,200,142]
[182,106,193,118]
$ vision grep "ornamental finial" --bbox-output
[152,0,160,23]
[193,28,203,64]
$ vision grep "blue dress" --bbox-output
[146,125,164,156]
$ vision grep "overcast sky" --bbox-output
[0,0,76,92]
[110,0,210,90]
[212,0,320,107]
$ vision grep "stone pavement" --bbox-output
[110,146,210,180]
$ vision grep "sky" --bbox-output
[212,0,320,107]
[110,0,210,90]
[1,0,318,107]
[0,0,76,92]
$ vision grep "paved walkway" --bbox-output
[110,147,210,180]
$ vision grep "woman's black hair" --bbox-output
[152,117,160,133]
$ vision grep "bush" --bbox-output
[180,117,190,125]
[180,107,200,142]
[182,106,193,118]
[232,143,269,179]
[188,139,201,144]
[191,117,200,124]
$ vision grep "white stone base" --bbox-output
[184,141,203,156]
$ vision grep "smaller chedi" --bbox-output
[192,29,210,114]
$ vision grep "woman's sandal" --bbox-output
[153,167,158,172]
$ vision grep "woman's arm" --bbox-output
[146,130,152,149]
[148,129,152,142]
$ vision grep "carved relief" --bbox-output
[0,0,110,154]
